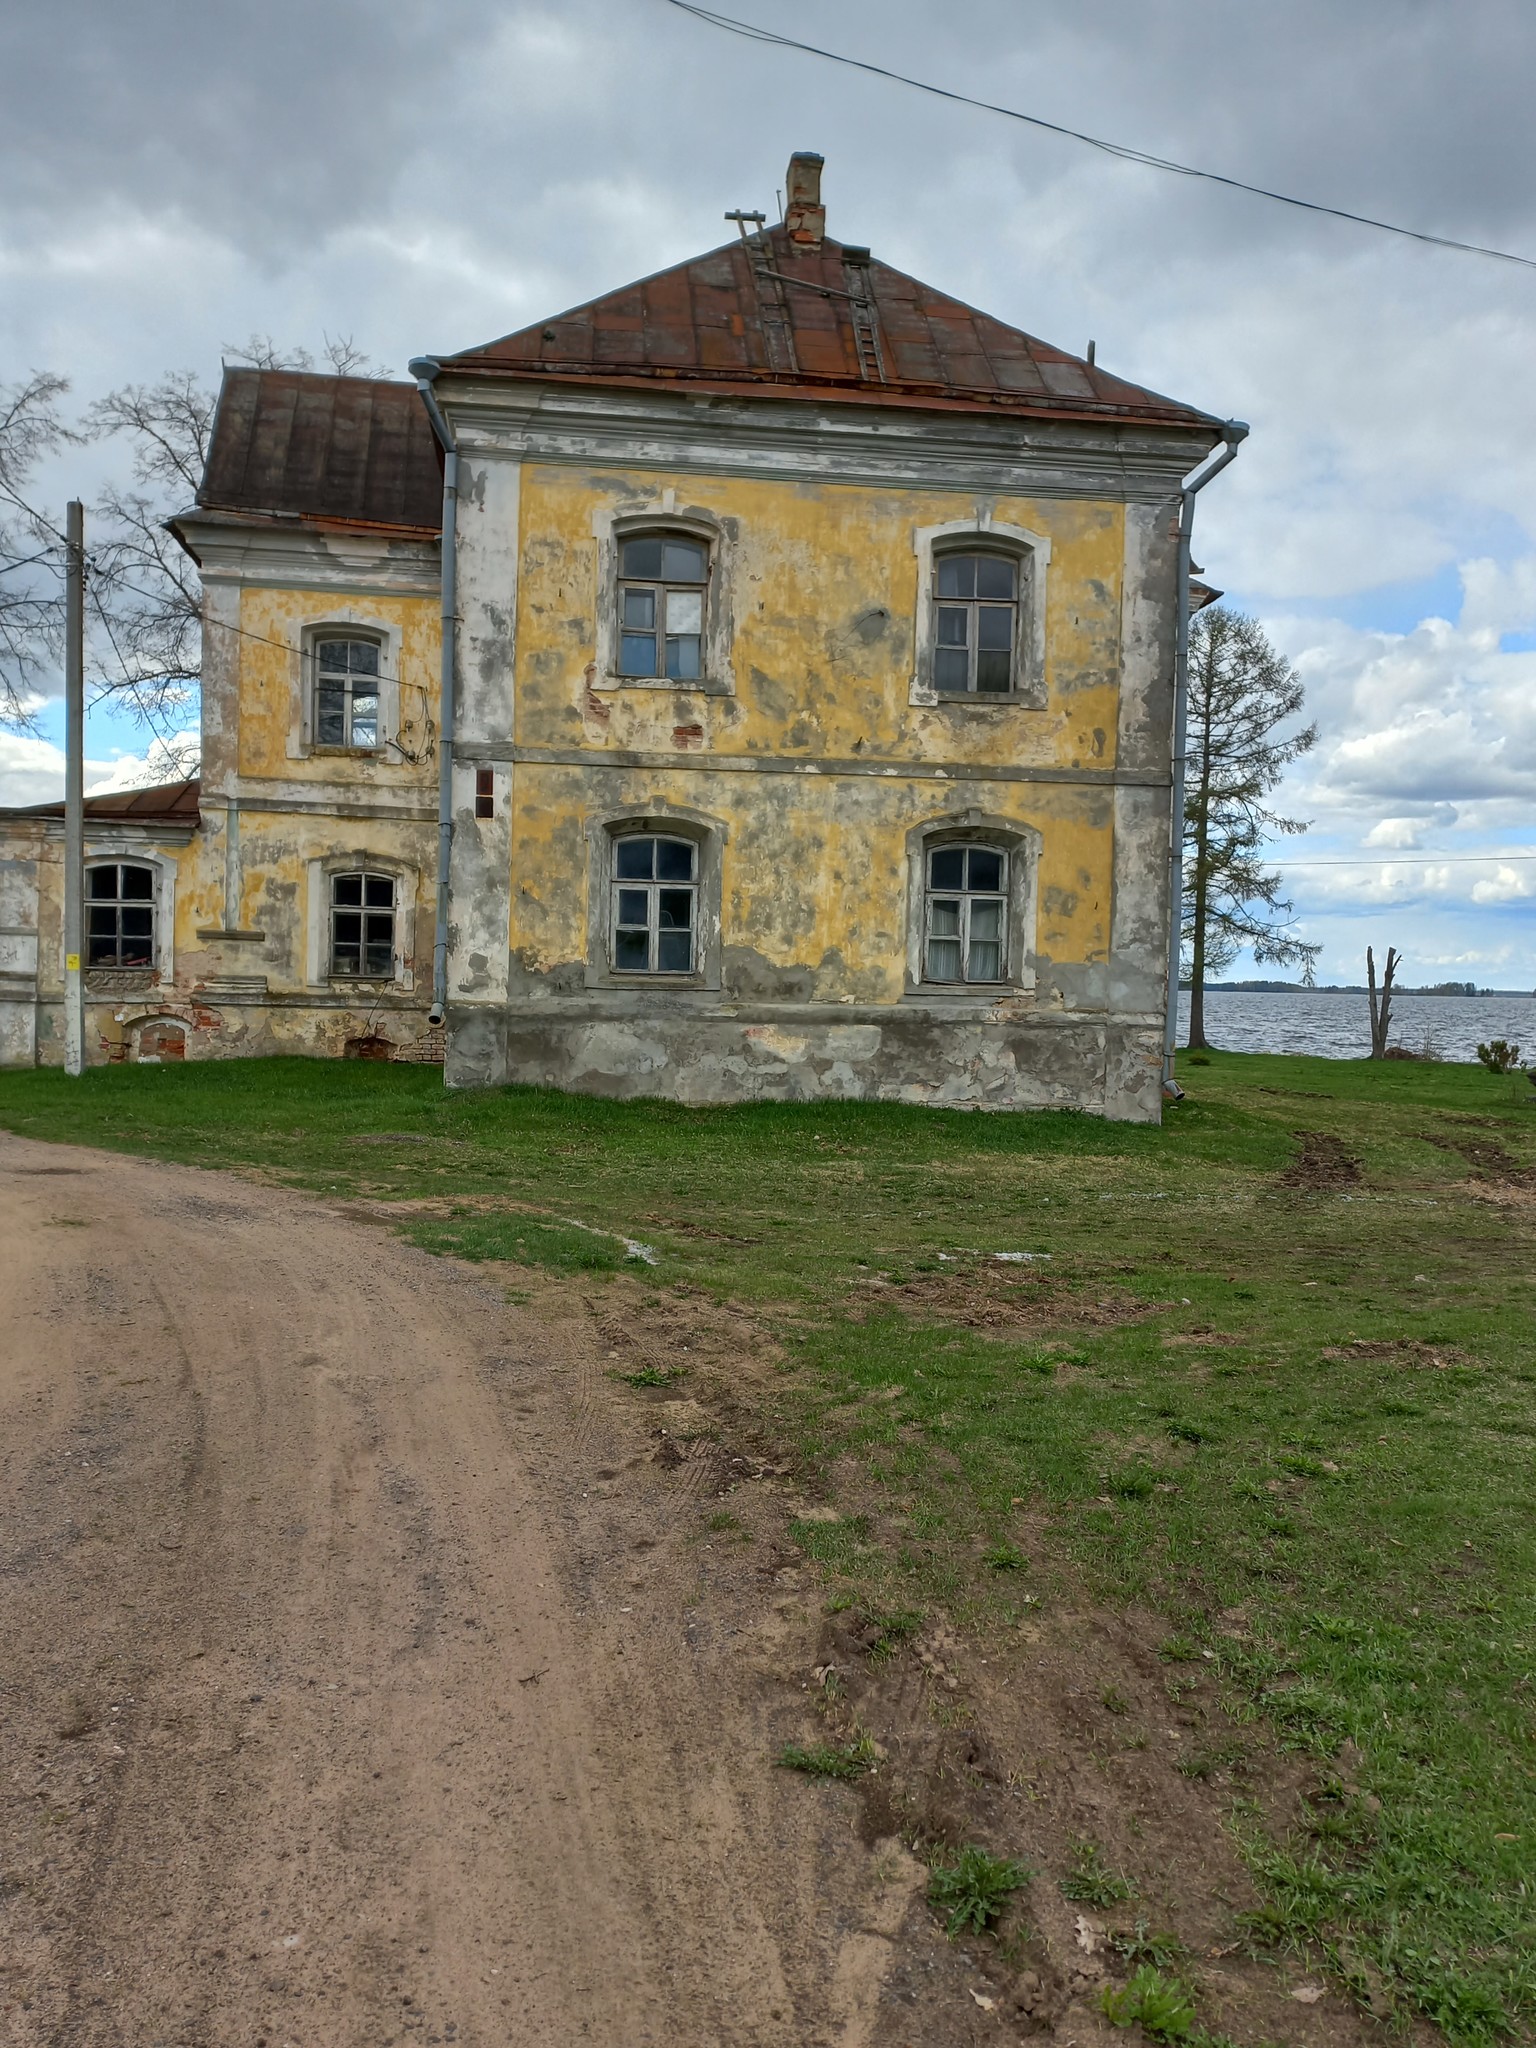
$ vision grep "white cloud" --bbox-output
[0,730,198,808]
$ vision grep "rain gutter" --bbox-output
[1162,419,1249,1099]
[409,357,458,1027]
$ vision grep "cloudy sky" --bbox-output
[4,0,1534,986]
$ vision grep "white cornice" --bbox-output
[175,512,439,596]
[432,376,1218,504]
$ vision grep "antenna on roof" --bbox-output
[1087,340,1096,366]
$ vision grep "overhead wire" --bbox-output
[661,0,1536,274]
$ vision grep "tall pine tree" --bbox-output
[1182,605,1320,1049]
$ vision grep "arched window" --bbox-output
[86,862,156,967]
[616,534,709,681]
[611,833,698,974]
[330,870,396,978]
[924,843,1008,984]
[931,549,1022,696]
[313,633,383,747]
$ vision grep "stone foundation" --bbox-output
[446,1001,1164,1122]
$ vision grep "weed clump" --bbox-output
[775,1736,877,1782]
[1060,1839,1137,1907]
[927,1844,1032,1936]
[1101,1965,1197,2042]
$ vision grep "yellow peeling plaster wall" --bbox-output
[506,465,1123,1004]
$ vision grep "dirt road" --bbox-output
[0,1134,988,2048]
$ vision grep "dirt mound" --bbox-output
[1278,1131,1362,1190]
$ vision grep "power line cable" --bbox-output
[661,0,1536,274]
[1276,852,1536,867]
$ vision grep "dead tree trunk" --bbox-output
[1367,945,1400,1058]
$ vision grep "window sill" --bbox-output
[592,674,734,699]
[308,744,388,759]
[908,686,1046,709]
[903,983,1033,1002]
[585,970,718,994]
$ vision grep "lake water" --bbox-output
[1176,990,1536,1062]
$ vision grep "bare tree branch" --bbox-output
[0,371,80,728]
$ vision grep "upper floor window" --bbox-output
[932,551,1021,696]
[611,834,697,974]
[330,871,395,978]
[87,862,156,967]
[924,843,1007,983]
[315,635,382,748]
[617,535,708,682]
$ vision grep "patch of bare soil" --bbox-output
[1321,1339,1477,1370]
[1423,1132,1536,1183]
[1278,1131,1363,1191]
[849,1264,1153,1336]
[0,1137,1384,2048]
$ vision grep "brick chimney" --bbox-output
[784,151,825,252]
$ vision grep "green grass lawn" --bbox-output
[2,1051,1533,2042]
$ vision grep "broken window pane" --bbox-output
[657,888,692,930]
[351,694,379,746]
[88,867,117,899]
[666,588,703,636]
[331,872,396,978]
[332,874,363,906]
[121,866,154,900]
[364,875,394,908]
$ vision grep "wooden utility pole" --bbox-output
[63,500,85,1077]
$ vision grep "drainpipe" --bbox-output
[410,358,457,1028]
[1162,419,1249,1099]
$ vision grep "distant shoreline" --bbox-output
[1181,982,1533,998]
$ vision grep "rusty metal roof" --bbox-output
[4,779,202,825]
[446,225,1220,430]
[195,370,442,532]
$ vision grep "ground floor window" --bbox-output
[330,871,396,978]
[86,862,156,967]
[924,843,1008,983]
[611,834,697,973]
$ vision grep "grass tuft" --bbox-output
[775,1736,877,1782]
[1060,1839,1138,1907]
[1101,1965,1197,2042]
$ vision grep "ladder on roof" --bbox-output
[845,264,886,384]
[728,210,800,376]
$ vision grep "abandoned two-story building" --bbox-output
[0,155,1237,1119]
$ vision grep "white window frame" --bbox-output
[583,805,726,991]
[903,815,1041,997]
[922,844,1010,985]
[590,504,737,697]
[79,846,177,984]
[304,853,419,990]
[910,519,1049,708]
[295,616,403,757]
[328,869,398,981]
[609,833,700,976]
